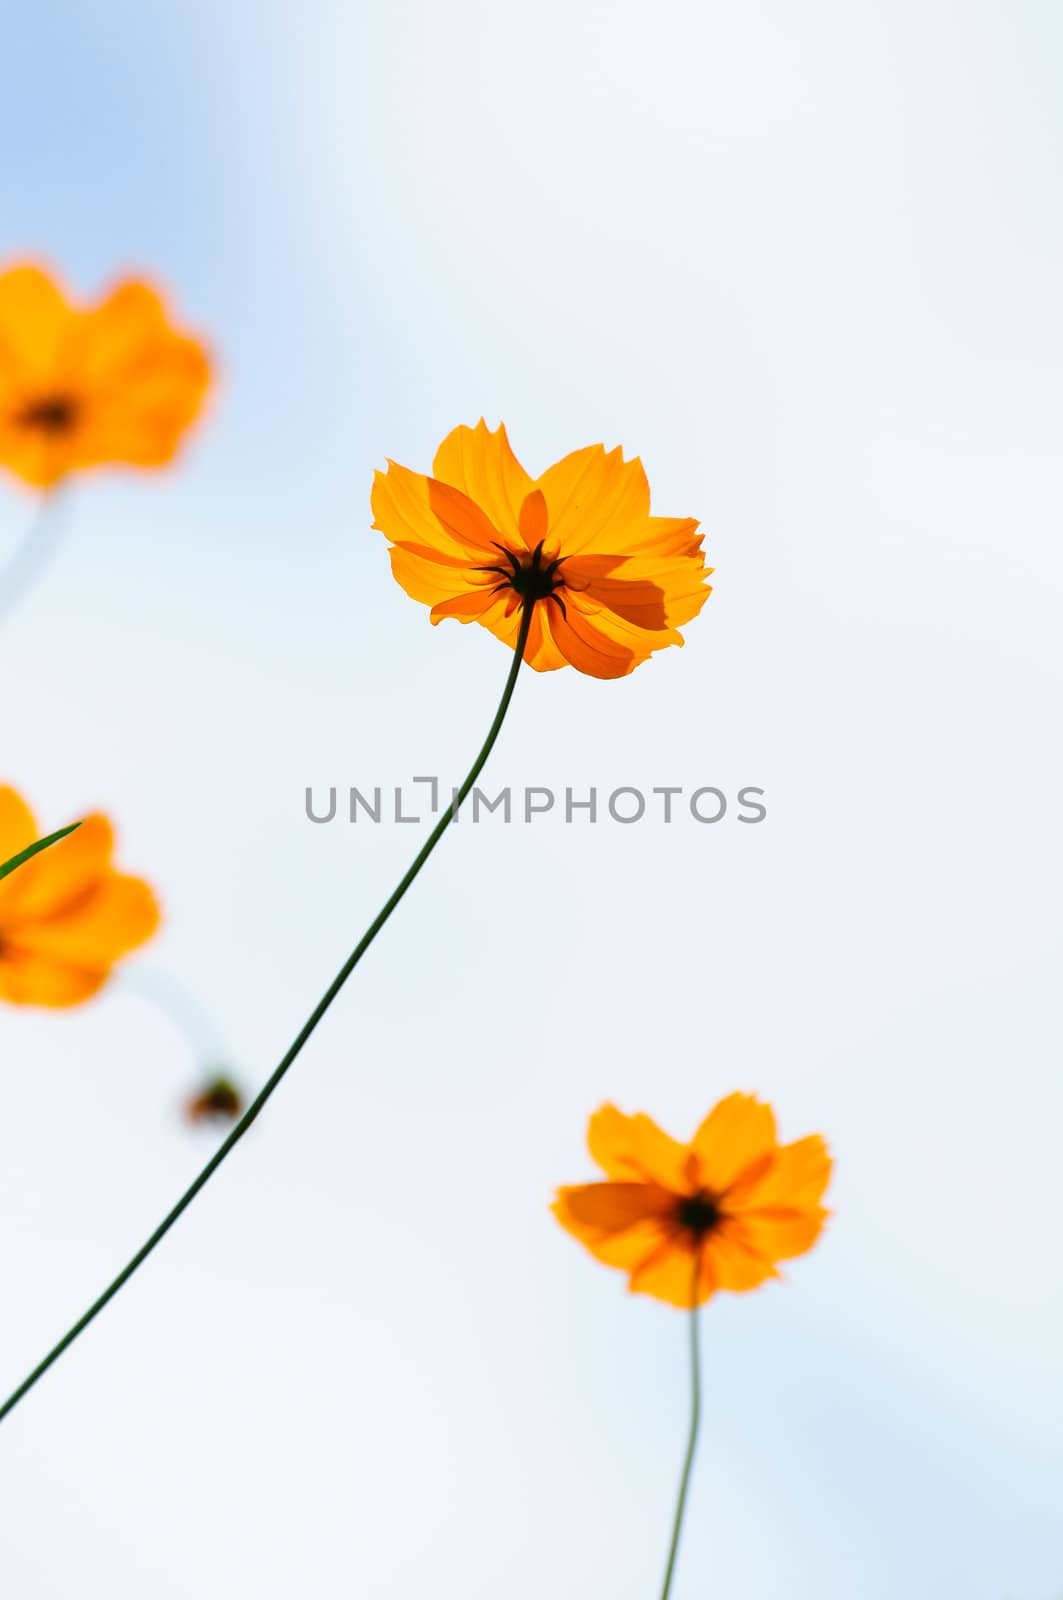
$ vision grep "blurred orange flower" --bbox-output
[0,262,210,489]
[554,1094,831,1306]
[372,420,712,679]
[0,786,159,1007]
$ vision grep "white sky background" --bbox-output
[1,1,1062,1595]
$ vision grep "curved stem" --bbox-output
[119,965,228,1067]
[120,966,242,1120]
[0,601,535,1424]
[0,490,69,626]
[659,1258,703,1600]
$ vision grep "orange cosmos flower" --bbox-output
[0,261,210,489]
[372,420,712,679]
[553,1094,831,1306]
[0,786,159,1007]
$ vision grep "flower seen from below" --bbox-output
[0,786,159,1007]
[0,261,211,489]
[372,420,712,679]
[554,1094,831,1306]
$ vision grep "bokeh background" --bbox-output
[2,2,1062,1595]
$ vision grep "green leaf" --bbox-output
[0,821,82,883]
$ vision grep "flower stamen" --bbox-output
[474,539,566,605]
[16,394,80,434]
[675,1191,722,1238]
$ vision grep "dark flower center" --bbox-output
[675,1191,722,1237]
[186,1075,243,1123]
[17,394,80,434]
[478,540,568,614]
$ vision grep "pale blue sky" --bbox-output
[1,2,1062,1596]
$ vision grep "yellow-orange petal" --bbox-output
[535,444,651,557]
[704,1223,780,1291]
[547,598,642,679]
[63,280,178,385]
[61,281,210,462]
[558,1212,675,1276]
[692,1093,779,1195]
[586,1104,694,1191]
[388,544,490,610]
[582,514,704,561]
[626,516,705,559]
[558,590,687,673]
[518,488,548,546]
[457,589,520,646]
[0,419,70,488]
[0,263,71,384]
[429,590,500,624]
[431,420,534,546]
[571,586,687,650]
[0,786,37,864]
[65,349,211,471]
[0,948,108,1008]
[426,478,505,555]
[730,1206,829,1263]
[373,462,496,563]
[463,590,565,672]
[2,813,115,921]
[521,602,569,672]
[628,1234,716,1306]
[562,556,664,623]
[552,1184,678,1276]
[553,1180,676,1235]
[8,872,159,966]
[727,1134,833,1215]
[565,551,713,632]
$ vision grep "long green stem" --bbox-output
[659,1259,703,1600]
[0,601,535,1424]
[0,490,69,625]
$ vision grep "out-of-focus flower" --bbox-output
[183,1074,244,1125]
[0,786,159,1007]
[372,420,711,679]
[553,1094,831,1306]
[0,262,210,489]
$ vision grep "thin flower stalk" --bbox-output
[659,1259,702,1600]
[0,490,69,623]
[0,600,535,1423]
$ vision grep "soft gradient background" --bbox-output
[2,2,1061,1595]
